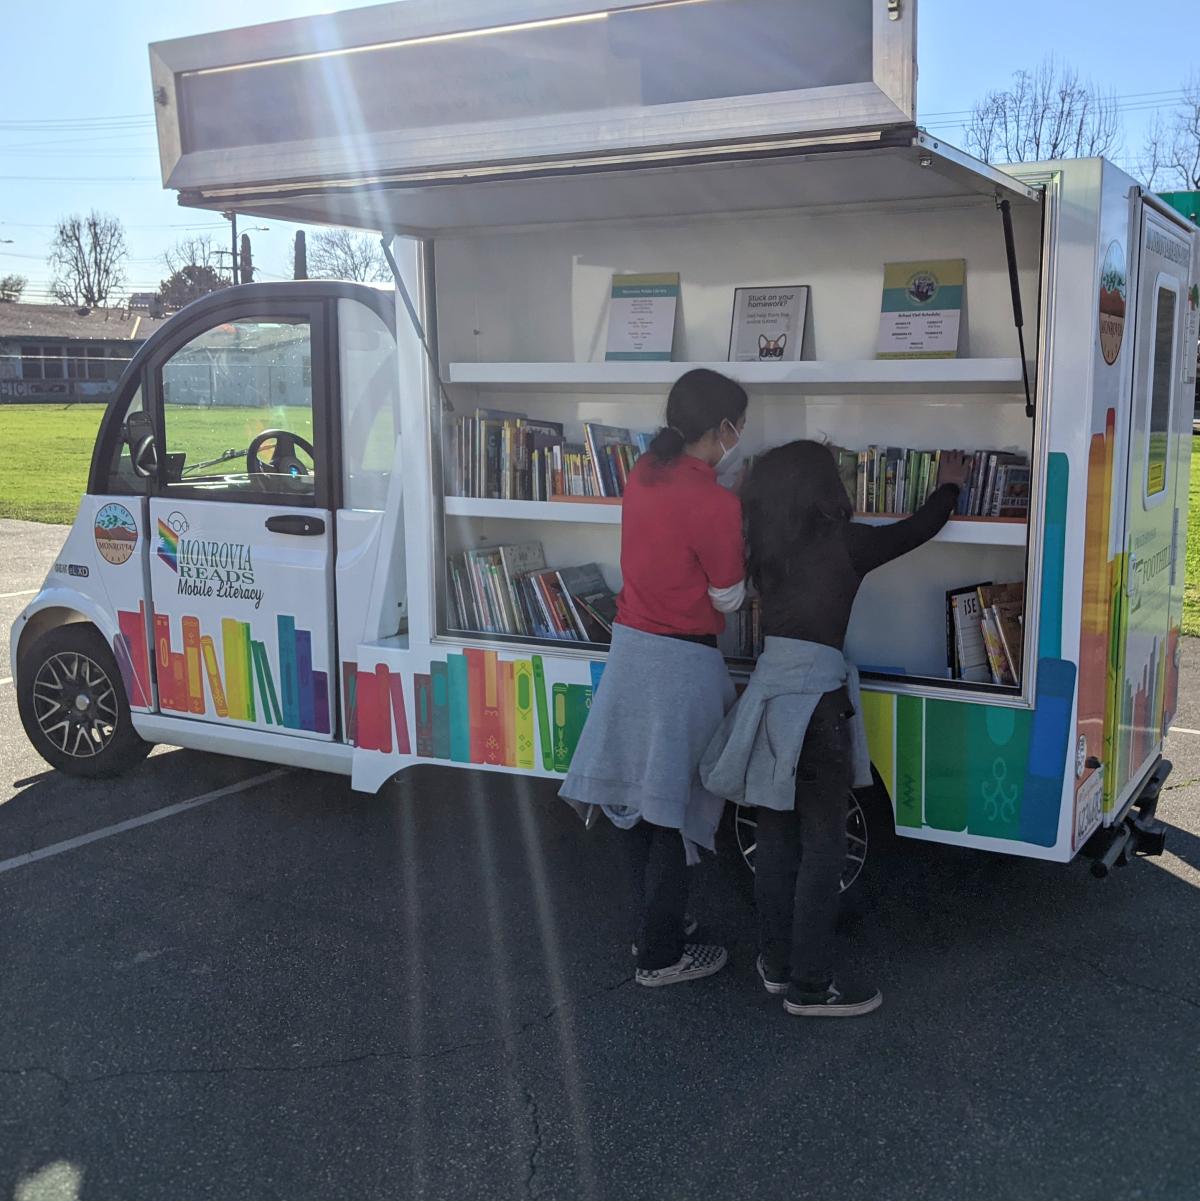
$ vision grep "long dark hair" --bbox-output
[743,440,852,587]
[647,369,748,464]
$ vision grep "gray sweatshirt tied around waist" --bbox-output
[699,636,873,811]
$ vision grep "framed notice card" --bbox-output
[728,286,808,361]
[605,273,679,361]
[876,259,966,359]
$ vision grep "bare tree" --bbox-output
[1140,76,1200,190]
[48,211,128,307]
[0,273,26,303]
[965,58,1120,165]
[162,233,224,279]
[308,228,389,282]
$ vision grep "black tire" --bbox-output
[17,623,152,779]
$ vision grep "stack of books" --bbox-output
[725,597,763,660]
[833,445,1029,518]
[448,407,652,501]
[947,579,1024,686]
[448,541,617,644]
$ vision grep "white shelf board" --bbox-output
[444,496,1027,546]
[445,359,1029,398]
[444,496,622,525]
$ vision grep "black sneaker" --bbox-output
[783,978,882,1018]
[756,955,788,996]
[631,913,699,958]
[635,943,728,988]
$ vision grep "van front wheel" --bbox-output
[17,624,152,778]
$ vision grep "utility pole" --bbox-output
[223,210,240,285]
[294,231,307,281]
[240,234,254,284]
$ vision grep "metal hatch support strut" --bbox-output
[997,196,1035,419]
[380,235,454,414]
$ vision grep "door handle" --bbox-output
[265,514,325,536]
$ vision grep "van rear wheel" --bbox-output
[17,624,151,779]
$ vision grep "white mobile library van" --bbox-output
[13,0,1197,882]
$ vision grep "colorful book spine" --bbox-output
[240,622,256,723]
[313,670,331,735]
[447,653,471,763]
[342,661,359,744]
[221,618,245,719]
[181,617,205,715]
[552,683,571,773]
[117,606,151,708]
[277,615,300,729]
[501,661,516,766]
[250,641,274,725]
[565,684,592,766]
[532,655,553,771]
[480,651,505,766]
[387,669,409,753]
[171,653,187,716]
[513,659,535,770]
[466,648,486,763]
[414,673,434,756]
[201,635,228,717]
[355,668,382,751]
[253,640,284,725]
[430,661,450,759]
[296,629,314,731]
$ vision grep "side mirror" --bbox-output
[124,411,158,479]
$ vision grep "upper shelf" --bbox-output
[444,496,1028,546]
[445,358,1030,398]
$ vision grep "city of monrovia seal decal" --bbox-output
[94,502,138,565]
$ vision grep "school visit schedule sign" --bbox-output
[605,273,679,361]
[877,259,965,359]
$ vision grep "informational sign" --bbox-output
[728,286,809,361]
[877,259,965,359]
[605,273,679,362]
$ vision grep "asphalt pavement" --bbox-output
[1,518,1198,1201]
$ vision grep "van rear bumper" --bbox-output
[1082,757,1170,877]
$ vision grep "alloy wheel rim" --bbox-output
[735,792,869,892]
[32,651,119,758]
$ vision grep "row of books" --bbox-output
[947,580,1024,686]
[834,445,1030,518]
[448,408,653,501]
[448,540,617,644]
[721,597,764,660]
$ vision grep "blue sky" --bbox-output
[1,0,1196,303]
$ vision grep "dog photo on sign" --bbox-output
[729,286,808,362]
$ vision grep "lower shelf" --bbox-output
[443,495,1027,546]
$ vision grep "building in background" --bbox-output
[0,304,168,404]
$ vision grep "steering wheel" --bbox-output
[246,429,315,479]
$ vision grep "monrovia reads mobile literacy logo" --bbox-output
[158,513,265,609]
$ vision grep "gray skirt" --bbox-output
[559,623,736,859]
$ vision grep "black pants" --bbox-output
[754,687,853,991]
[626,820,689,971]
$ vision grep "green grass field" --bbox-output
[0,403,314,524]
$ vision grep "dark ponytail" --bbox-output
[648,368,748,464]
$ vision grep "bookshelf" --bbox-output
[444,496,1026,546]
[445,358,1030,398]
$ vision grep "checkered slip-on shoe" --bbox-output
[635,943,727,988]
[631,913,699,958]
[756,955,788,996]
[783,978,882,1017]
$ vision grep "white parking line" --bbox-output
[0,677,11,687]
[0,768,286,878]
[1168,726,1200,736]
[0,589,37,599]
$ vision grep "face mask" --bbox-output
[716,420,746,478]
